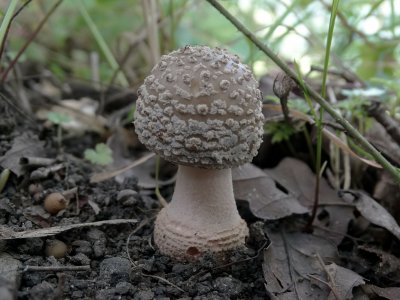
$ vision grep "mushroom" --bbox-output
[134,45,264,259]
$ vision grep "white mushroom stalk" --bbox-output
[134,45,264,260]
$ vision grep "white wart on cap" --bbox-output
[134,45,264,169]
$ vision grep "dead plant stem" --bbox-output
[23,265,90,272]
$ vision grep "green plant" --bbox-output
[0,0,18,57]
[84,143,113,165]
[47,111,71,149]
[264,122,297,144]
[337,96,372,133]
[264,121,299,157]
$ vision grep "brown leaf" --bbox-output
[325,263,364,300]
[0,133,45,176]
[263,229,338,299]
[265,158,354,244]
[340,190,400,240]
[265,158,342,207]
[232,164,308,220]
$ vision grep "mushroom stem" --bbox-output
[154,165,248,259]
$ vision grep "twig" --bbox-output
[90,152,155,183]
[1,0,62,83]
[23,265,90,272]
[142,272,185,293]
[20,157,56,167]
[315,253,343,300]
[206,0,400,184]
[309,65,358,83]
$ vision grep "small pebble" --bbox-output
[99,257,131,285]
[30,281,55,299]
[70,253,90,265]
[72,240,92,256]
[44,192,67,215]
[71,290,83,298]
[115,281,133,295]
[45,239,68,258]
[135,289,154,300]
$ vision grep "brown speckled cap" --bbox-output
[134,45,264,169]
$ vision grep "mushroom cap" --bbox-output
[134,45,264,169]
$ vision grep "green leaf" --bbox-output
[84,143,113,165]
[47,112,71,125]
[264,122,296,144]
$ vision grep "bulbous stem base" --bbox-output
[154,165,248,260]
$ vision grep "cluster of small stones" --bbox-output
[134,45,264,169]
[154,209,249,259]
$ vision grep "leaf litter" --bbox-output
[233,157,400,299]
[263,228,365,300]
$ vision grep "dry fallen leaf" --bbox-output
[324,263,365,300]
[0,133,45,176]
[263,229,339,299]
[265,157,354,244]
[263,229,365,299]
[340,190,400,240]
[232,164,309,220]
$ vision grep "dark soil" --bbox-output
[0,119,267,299]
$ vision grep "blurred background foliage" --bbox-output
[1,0,400,111]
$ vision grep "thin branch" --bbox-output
[206,0,400,184]
[315,253,343,300]
[23,265,91,272]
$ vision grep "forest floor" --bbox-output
[1,72,400,300]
